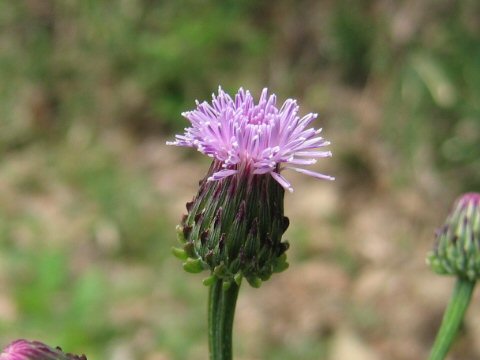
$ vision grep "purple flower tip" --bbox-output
[167,87,333,192]
[1,340,86,360]
[458,193,480,206]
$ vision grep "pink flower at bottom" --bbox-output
[0,340,86,360]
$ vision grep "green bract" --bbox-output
[173,161,290,288]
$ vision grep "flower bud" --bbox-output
[0,339,86,360]
[427,193,480,280]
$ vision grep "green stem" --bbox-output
[208,279,222,357]
[208,279,240,360]
[428,278,476,360]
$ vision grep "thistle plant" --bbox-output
[0,339,86,360]
[168,87,333,359]
[426,193,480,360]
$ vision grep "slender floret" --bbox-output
[167,87,333,192]
[0,339,86,360]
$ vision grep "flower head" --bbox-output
[167,87,333,192]
[1,339,86,360]
[427,193,480,280]
[170,87,333,287]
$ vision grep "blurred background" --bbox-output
[0,0,479,359]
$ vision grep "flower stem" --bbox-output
[208,279,240,360]
[428,278,476,360]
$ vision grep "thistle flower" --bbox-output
[168,87,333,287]
[0,339,86,360]
[427,193,480,280]
[167,87,333,192]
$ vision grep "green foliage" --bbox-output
[0,0,268,142]
[329,1,375,86]
[381,3,480,188]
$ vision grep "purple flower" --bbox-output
[167,87,333,192]
[1,340,86,360]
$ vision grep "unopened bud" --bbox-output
[427,193,480,280]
